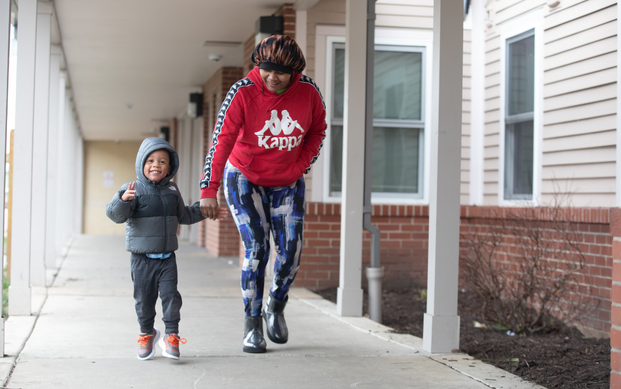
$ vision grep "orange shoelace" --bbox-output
[167,334,187,348]
[137,333,154,347]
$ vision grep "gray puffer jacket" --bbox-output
[106,137,204,254]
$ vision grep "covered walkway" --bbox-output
[0,234,539,389]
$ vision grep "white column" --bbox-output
[57,89,73,254]
[189,117,203,245]
[337,0,366,317]
[30,1,52,286]
[295,10,307,63]
[178,116,191,241]
[74,131,84,235]
[67,104,78,238]
[9,0,38,316]
[0,0,12,355]
[469,0,485,206]
[423,0,463,353]
[45,45,61,268]
[54,72,67,256]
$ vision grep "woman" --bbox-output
[199,35,326,353]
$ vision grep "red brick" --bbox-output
[614,328,621,354]
[613,241,621,260]
[319,231,340,239]
[611,209,621,237]
[376,224,400,231]
[304,231,318,239]
[613,285,621,303]
[613,350,621,371]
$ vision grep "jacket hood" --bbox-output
[135,137,179,185]
[247,67,303,97]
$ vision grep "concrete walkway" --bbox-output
[1,235,543,388]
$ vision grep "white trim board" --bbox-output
[497,9,544,206]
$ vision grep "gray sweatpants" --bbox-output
[130,252,182,334]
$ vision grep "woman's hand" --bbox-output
[200,198,229,220]
[121,182,136,202]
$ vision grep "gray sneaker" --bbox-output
[137,328,160,360]
[158,333,186,359]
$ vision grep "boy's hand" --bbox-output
[200,197,229,220]
[121,182,136,201]
[216,207,229,221]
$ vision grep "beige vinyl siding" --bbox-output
[375,0,433,29]
[306,0,434,80]
[483,30,500,205]
[305,0,346,80]
[542,1,617,207]
[495,0,546,25]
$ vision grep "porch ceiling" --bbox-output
[53,0,283,141]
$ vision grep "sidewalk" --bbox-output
[1,235,543,388]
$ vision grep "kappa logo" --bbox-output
[255,110,305,151]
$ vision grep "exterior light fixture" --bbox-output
[255,15,283,45]
[187,93,203,118]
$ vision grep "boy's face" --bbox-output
[143,149,170,183]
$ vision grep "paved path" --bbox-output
[2,235,543,388]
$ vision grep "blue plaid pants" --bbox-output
[224,163,305,316]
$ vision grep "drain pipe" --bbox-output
[363,0,384,324]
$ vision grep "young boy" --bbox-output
[106,137,226,361]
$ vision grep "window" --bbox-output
[504,30,534,200]
[329,43,425,199]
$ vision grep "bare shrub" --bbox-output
[460,194,586,335]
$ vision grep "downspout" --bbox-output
[363,0,383,323]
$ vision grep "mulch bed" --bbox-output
[315,286,610,389]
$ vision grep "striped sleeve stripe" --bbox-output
[299,75,327,173]
[200,78,254,188]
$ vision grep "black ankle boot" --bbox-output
[243,316,266,353]
[262,293,288,344]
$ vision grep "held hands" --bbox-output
[200,197,229,221]
[121,182,136,202]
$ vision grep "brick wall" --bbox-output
[461,207,612,338]
[297,204,430,290]
[296,203,612,338]
[274,3,295,39]
[610,209,621,386]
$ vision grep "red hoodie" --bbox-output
[200,67,327,198]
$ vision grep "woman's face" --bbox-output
[260,69,291,93]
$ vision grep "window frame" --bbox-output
[504,29,535,201]
[498,17,543,206]
[314,27,433,204]
[327,42,426,200]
